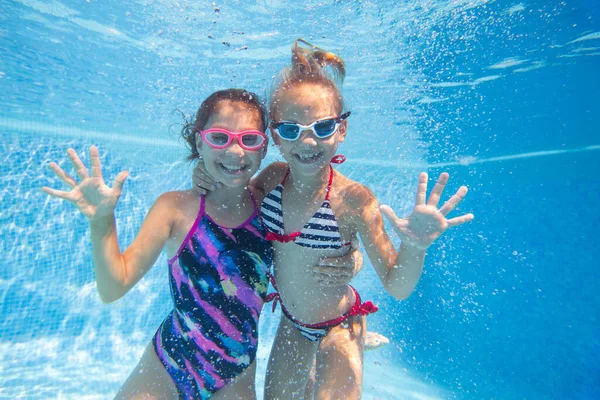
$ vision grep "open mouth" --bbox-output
[218,163,250,175]
[294,152,323,165]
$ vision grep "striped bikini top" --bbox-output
[260,157,350,249]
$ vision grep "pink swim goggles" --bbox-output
[198,128,268,151]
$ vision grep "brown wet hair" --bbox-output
[180,88,267,161]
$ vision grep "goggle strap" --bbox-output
[337,111,351,122]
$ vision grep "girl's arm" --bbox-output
[89,193,175,303]
[43,146,175,303]
[251,161,288,195]
[350,172,473,300]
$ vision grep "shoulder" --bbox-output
[154,190,198,210]
[332,174,383,231]
[333,172,379,215]
[150,190,200,228]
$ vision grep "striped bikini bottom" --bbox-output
[266,278,379,341]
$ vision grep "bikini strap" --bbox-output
[324,165,334,201]
[168,194,206,265]
[199,194,206,218]
[284,154,343,200]
[348,286,379,316]
[265,275,281,312]
[281,169,291,186]
[324,155,345,201]
[248,189,259,213]
[266,231,301,243]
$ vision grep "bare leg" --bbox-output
[115,341,179,400]
[313,315,366,400]
[212,361,257,400]
[304,357,318,400]
[264,316,320,400]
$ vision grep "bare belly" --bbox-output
[271,241,355,324]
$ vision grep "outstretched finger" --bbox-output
[317,276,350,287]
[381,205,409,237]
[193,173,218,191]
[313,266,352,278]
[439,186,468,216]
[196,160,210,174]
[41,186,73,201]
[112,170,129,194]
[67,148,89,181]
[380,204,407,228]
[89,146,103,180]
[193,162,219,190]
[319,253,354,269]
[427,172,449,207]
[48,162,77,188]
[415,172,428,206]
[447,213,474,228]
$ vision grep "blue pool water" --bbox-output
[1,0,599,399]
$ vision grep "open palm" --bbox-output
[381,172,474,251]
[42,146,129,221]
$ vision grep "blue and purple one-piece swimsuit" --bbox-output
[153,194,272,399]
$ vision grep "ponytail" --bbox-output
[270,39,346,119]
[291,39,345,83]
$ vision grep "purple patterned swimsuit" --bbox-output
[153,194,272,399]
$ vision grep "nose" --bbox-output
[298,129,318,146]
[226,139,246,156]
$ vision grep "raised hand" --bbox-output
[380,172,473,251]
[42,146,129,221]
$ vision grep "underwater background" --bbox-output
[1,0,599,398]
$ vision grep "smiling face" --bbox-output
[196,100,265,187]
[271,82,347,176]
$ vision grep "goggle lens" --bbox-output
[205,131,229,146]
[277,124,301,140]
[240,133,265,147]
[313,119,337,137]
[201,129,266,150]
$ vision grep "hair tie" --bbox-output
[331,155,346,164]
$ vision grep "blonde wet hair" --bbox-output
[269,39,346,121]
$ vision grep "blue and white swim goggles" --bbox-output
[271,111,351,141]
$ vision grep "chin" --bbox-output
[219,177,250,188]
[288,163,329,179]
